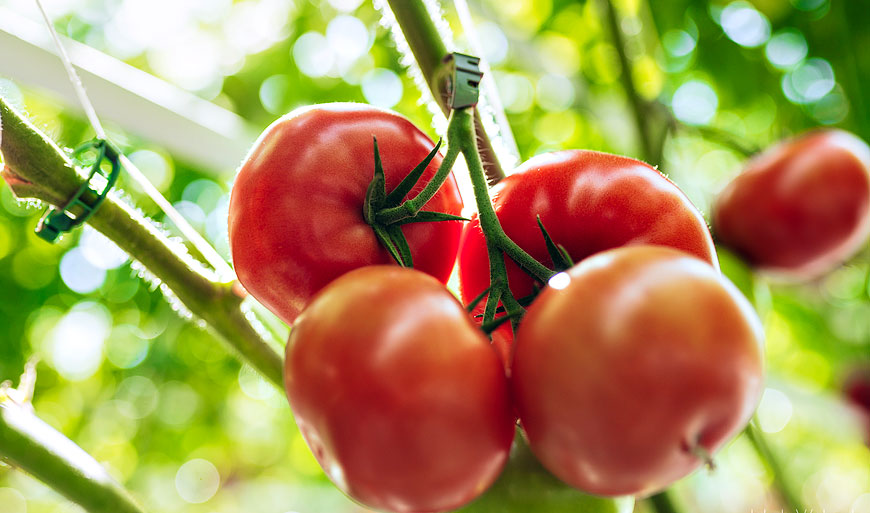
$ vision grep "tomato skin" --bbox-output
[284,266,515,513]
[511,246,764,497]
[229,103,463,325]
[458,150,717,365]
[713,129,870,279]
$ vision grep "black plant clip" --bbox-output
[445,53,483,109]
[36,138,121,242]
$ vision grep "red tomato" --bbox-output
[511,246,764,497]
[713,129,870,279]
[229,103,463,325]
[284,266,515,513]
[458,150,717,364]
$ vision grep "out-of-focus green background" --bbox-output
[0,0,869,512]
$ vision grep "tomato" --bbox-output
[229,103,463,325]
[458,150,717,364]
[284,266,515,513]
[713,129,870,279]
[511,246,764,497]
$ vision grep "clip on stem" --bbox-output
[446,53,483,109]
[36,138,122,242]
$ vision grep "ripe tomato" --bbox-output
[458,150,717,364]
[511,246,764,497]
[229,103,463,325]
[284,266,515,513]
[713,129,870,279]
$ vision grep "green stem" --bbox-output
[647,490,682,513]
[684,124,760,157]
[376,128,461,224]
[744,420,805,513]
[0,97,284,388]
[383,0,506,184]
[599,0,654,162]
[0,400,146,513]
[451,108,554,283]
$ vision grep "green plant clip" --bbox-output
[446,52,482,109]
[35,138,122,242]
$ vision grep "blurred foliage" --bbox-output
[1,0,869,512]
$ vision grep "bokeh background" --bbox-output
[1,0,869,512]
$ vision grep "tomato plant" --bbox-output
[283,266,515,513]
[511,246,764,497]
[713,129,870,279]
[458,150,717,363]
[228,103,463,325]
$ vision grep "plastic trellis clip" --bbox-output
[446,52,483,109]
[35,138,122,242]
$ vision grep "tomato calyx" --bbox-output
[536,215,573,272]
[363,137,467,267]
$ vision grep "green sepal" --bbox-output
[537,215,573,271]
[466,285,493,313]
[386,224,414,268]
[395,210,468,225]
[474,290,538,318]
[480,313,516,335]
[384,138,442,207]
[371,223,404,266]
[363,137,387,225]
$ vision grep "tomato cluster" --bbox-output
[229,104,768,512]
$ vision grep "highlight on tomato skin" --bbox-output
[511,245,765,498]
[228,103,464,326]
[713,129,870,280]
[458,149,718,367]
[283,266,515,513]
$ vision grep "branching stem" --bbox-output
[0,97,284,389]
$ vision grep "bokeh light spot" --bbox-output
[765,29,808,70]
[293,32,334,78]
[361,68,403,109]
[60,248,106,294]
[720,2,771,48]
[175,458,220,504]
[48,302,112,381]
[757,388,793,433]
[672,80,718,125]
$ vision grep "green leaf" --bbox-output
[384,138,442,207]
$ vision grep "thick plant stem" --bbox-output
[0,97,284,388]
[599,0,654,162]
[0,399,146,513]
[451,108,553,283]
[384,0,506,183]
[744,421,805,513]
